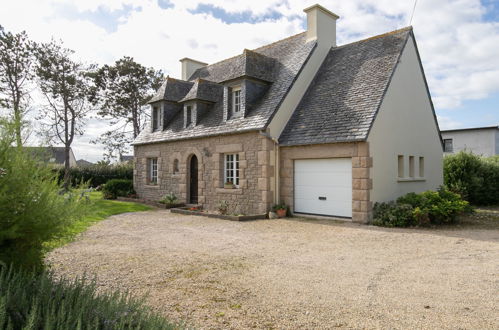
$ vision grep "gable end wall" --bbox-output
[367,34,443,202]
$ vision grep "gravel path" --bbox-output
[46,210,499,329]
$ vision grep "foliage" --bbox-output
[372,201,415,227]
[0,265,176,329]
[0,25,36,147]
[160,192,179,206]
[372,188,471,227]
[444,151,499,205]
[272,203,288,212]
[101,179,135,199]
[55,162,133,187]
[0,123,88,269]
[89,56,163,160]
[217,200,229,215]
[44,192,151,251]
[35,39,94,189]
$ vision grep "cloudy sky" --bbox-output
[1,0,498,161]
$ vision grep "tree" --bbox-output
[0,25,36,147]
[35,40,93,189]
[90,56,163,160]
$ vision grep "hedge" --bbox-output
[55,163,133,188]
[444,152,499,205]
[102,179,135,199]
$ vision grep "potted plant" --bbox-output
[160,192,178,208]
[224,180,235,189]
[217,200,229,215]
[272,203,288,218]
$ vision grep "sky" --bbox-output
[1,0,498,162]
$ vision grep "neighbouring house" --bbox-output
[26,146,77,168]
[76,159,94,167]
[440,125,499,157]
[119,155,134,163]
[132,4,443,223]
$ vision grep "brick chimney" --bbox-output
[179,57,208,81]
[303,4,340,46]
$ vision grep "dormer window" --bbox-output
[152,106,160,131]
[232,87,241,113]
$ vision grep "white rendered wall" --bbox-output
[368,35,443,203]
[441,128,498,157]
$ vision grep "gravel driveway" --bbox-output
[46,210,499,329]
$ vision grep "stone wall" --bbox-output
[279,142,372,223]
[133,131,275,215]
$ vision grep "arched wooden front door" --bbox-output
[189,155,198,204]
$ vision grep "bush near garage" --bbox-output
[443,151,499,205]
[373,188,470,227]
[101,179,135,199]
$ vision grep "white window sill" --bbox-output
[216,187,243,194]
[397,177,426,182]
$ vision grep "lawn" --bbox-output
[44,191,152,251]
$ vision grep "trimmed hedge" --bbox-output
[444,152,499,205]
[55,163,133,188]
[373,188,470,227]
[102,179,134,199]
[0,265,176,329]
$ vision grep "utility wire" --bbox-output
[409,0,418,25]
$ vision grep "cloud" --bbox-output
[1,0,498,161]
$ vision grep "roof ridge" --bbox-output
[195,32,307,72]
[333,26,412,51]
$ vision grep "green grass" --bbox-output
[44,192,152,251]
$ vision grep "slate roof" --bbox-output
[148,77,194,103]
[25,147,71,165]
[191,49,277,83]
[279,27,412,146]
[179,79,224,103]
[133,32,316,145]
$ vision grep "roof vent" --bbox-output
[180,58,208,81]
[303,4,339,46]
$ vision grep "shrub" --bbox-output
[372,188,470,227]
[55,162,133,188]
[372,201,414,227]
[397,189,470,224]
[0,124,88,269]
[160,192,178,206]
[0,265,176,329]
[444,151,499,205]
[101,179,134,199]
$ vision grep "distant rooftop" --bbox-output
[441,125,499,133]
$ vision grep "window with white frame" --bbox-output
[148,158,158,184]
[185,105,192,127]
[224,154,239,186]
[232,87,241,113]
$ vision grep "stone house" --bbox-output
[132,4,443,223]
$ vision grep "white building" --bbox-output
[440,126,499,157]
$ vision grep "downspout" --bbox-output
[259,131,280,205]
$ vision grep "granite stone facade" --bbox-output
[135,135,373,222]
[134,132,275,215]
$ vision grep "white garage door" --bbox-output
[294,158,352,217]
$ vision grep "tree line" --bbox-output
[0,26,163,188]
